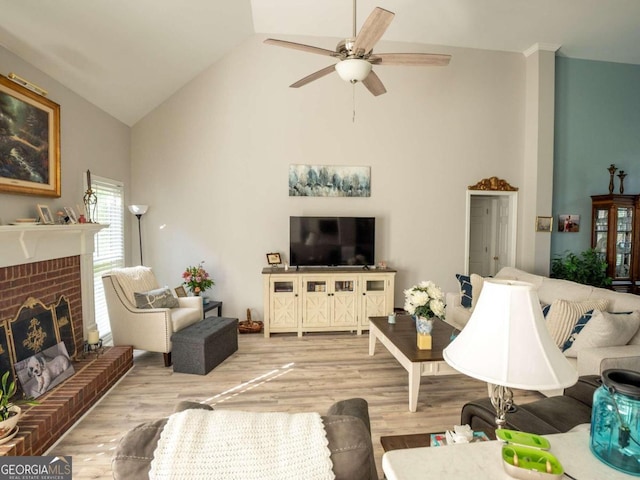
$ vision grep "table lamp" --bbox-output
[443,279,578,428]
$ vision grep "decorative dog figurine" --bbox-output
[27,354,71,394]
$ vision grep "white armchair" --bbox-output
[102,266,203,366]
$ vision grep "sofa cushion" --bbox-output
[546,299,609,347]
[564,310,640,357]
[456,274,473,308]
[561,309,597,352]
[628,321,640,345]
[134,287,180,309]
[470,274,484,309]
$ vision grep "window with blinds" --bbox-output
[92,176,125,342]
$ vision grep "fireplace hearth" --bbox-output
[0,224,132,455]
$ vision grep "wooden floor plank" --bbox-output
[47,332,543,479]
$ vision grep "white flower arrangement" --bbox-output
[403,280,446,320]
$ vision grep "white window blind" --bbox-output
[92,176,125,342]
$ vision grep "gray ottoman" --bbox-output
[171,317,238,375]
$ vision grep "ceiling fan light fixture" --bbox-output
[335,59,372,83]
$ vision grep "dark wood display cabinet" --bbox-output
[591,194,640,293]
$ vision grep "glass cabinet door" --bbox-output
[594,208,609,256]
[616,207,633,278]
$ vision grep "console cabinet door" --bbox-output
[332,278,358,326]
[360,275,395,329]
[302,278,330,327]
[269,278,299,330]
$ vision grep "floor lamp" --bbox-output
[443,279,578,428]
[128,205,149,265]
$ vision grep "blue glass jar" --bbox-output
[590,369,640,476]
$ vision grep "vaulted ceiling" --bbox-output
[1,0,638,126]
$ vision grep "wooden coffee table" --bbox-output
[369,315,457,412]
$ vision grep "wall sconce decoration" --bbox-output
[83,170,97,223]
[607,164,617,194]
[618,170,627,194]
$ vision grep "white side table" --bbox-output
[382,430,636,480]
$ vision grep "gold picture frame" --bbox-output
[0,74,61,197]
[174,286,187,298]
[535,216,553,232]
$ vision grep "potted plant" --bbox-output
[0,371,38,438]
[550,248,612,288]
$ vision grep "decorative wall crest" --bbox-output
[468,176,518,191]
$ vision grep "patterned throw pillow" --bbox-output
[541,304,552,318]
[456,274,472,308]
[561,309,596,352]
[134,287,180,309]
[563,310,640,358]
[545,299,609,347]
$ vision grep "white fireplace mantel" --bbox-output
[0,223,107,337]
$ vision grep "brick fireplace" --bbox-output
[0,224,133,455]
[0,256,84,354]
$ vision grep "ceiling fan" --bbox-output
[264,1,451,96]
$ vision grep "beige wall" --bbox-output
[131,35,536,319]
[0,46,131,242]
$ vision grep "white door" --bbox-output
[465,190,517,275]
[469,197,493,276]
[495,196,511,273]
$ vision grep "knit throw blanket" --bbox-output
[149,409,335,480]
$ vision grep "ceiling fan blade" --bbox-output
[264,38,336,57]
[362,71,386,96]
[352,7,395,56]
[371,53,452,66]
[290,65,337,88]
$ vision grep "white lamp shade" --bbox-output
[335,59,372,83]
[443,279,578,391]
[128,205,149,215]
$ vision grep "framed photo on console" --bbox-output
[266,252,282,265]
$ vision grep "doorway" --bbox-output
[465,190,517,276]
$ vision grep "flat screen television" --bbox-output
[290,216,375,267]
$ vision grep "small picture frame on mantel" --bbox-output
[266,252,282,266]
[37,204,54,225]
[64,206,78,224]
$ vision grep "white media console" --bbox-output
[262,267,396,337]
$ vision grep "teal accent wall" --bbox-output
[552,57,640,258]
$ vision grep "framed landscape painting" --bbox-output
[0,74,61,197]
[289,165,371,197]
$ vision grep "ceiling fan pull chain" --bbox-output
[352,85,356,123]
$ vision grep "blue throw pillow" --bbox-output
[456,274,472,309]
[561,309,595,351]
[541,304,551,318]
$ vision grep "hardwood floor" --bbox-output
[47,331,543,479]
